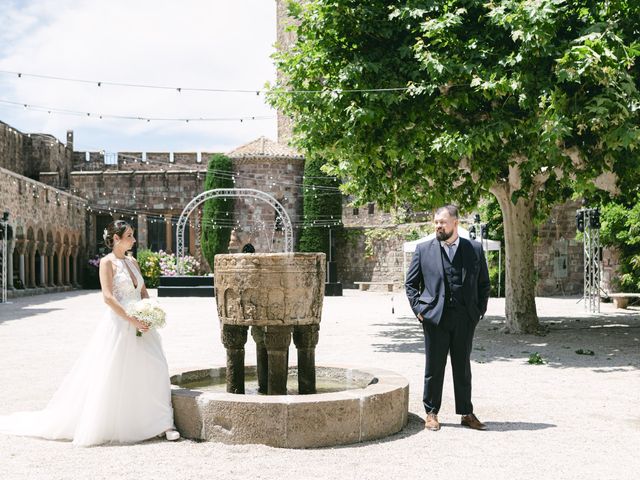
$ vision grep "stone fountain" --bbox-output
[170,253,409,448]
[216,252,323,396]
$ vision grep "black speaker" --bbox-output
[576,211,585,232]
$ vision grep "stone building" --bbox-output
[227,137,304,253]
[0,115,308,299]
[1,122,86,297]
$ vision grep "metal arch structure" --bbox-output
[175,188,293,274]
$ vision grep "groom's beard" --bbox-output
[436,229,453,242]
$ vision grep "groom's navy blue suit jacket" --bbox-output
[405,237,491,326]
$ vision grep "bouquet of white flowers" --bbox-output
[126,298,167,337]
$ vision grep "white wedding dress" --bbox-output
[0,257,175,447]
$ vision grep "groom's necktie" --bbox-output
[445,242,455,261]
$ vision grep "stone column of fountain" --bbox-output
[214,252,325,395]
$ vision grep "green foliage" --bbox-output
[338,228,361,250]
[575,348,595,356]
[599,191,640,292]
[268,0,640,331]
[137,249,161,288]
[364,228,398,257]
[269,0,640,211]
[364,225,432,257]
[298,154,342,255]
[200,154,234,270]
[528,352,545,365]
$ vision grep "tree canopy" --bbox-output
[269,0,640,332]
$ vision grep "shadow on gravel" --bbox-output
[371,320,424,354]
[452,421,556,432]
[0,307,64,324]
[0,291,93,325]
[372,313,640,371]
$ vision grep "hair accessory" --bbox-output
[103,228,108,242]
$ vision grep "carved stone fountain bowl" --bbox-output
[214,252,325,327]
[170,365,409,448]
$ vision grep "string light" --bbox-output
[0,98,275,123]
[0,69,410,95]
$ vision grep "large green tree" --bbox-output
[200,153,234,270]
[269,0,640,333]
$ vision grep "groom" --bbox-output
[405,205,490,431]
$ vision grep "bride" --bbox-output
[0,220,179,446]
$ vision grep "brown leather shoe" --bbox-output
[425,413,440,431]
[461,413,487,430]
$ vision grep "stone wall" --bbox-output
[0,166,86,295]
[72,151,217,172]
[29,134,73,186]
[534,200,584,296]
[69,169,207,262]
[0,121,28,176]
[230,155,304,253]
[341,200,396,228]
[334,224,432,291]
[275,0,298,144]
[0,122,73,183]
[601,247,620,293]
[335,228,404,290]
[335,204,587,298]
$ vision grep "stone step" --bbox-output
[159,275,214,287]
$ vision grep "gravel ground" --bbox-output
[0,290,638,480]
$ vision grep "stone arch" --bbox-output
[26,226,35,250]
[26,226,35,287]
[46,231,54,255]
[69,233,79,286]
[35,228,45,287]
[63,233,71,285]
[12,226,25,289]
[46,231,55,286]
[53,231,62,286]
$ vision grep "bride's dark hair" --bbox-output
[103,220,132,249]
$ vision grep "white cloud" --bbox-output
[0,0,278,152]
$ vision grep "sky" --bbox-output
[0,0,278,153]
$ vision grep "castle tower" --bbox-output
[275,0,299,144]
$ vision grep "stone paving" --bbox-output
[0,290,639,480]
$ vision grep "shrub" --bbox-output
[137,249,161,288]
[298,155,342,255]
[200,153,234,270]
[157,250,200,277]
[599,193,640,292]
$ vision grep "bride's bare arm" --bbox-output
[99,257,149,332]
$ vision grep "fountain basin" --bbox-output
[170,365,409,448]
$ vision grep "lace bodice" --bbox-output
[112,258,143,307]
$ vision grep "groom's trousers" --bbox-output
[422,303,476,415]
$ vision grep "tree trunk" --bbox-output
[490,185,540,333]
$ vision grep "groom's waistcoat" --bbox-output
[441,246,465,308]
